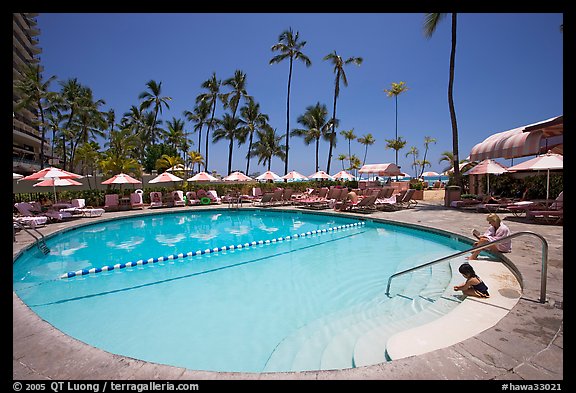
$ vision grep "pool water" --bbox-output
[13,209,469,372]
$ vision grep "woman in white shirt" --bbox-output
[467,213,511,260]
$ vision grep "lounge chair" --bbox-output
[348,195,378,213]
[130,191,144,209]
[59,198,86,215]
[253,192,274,207]
[149,192,164,208]
[14,202,73,222]
[104,194,120,211]
[13,215,48,228]
[507,191,563,218]
[186,191,201,205]
[395,188,418,209]
[171,190,186,207]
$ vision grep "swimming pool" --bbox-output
[13,209,471,373]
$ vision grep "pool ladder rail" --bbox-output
[13,220,50,255]
[385,231,549,304]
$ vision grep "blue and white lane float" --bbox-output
[60,221,366,279]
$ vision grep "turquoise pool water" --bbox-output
[13,209,469,372]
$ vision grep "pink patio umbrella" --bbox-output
[255,170,282,182]
[421,171,440,177]
[149,172,184,191]
[223,171,254,181]
[21,167,83,203]
[33,177,83,203]
[507,151,563,201]
[332,170,355,181]
[308,170,334,181]
[102,173,142,193]
[282,170,309,181]
[21,167,82,181]
[358,163,402,179]
[463,159,508,194]
[187,171,218,182]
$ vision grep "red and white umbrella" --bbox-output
[101,173,142,185]
[33,177,83,203]
[421,171,440,177]
[308,170,334,180]
[282,170,309,181]
[21,167,82,181]
[256,170,282,181]
[187,171,218,182]
[223,171,254,181]
[358,163,402,177]
[149,172,183,184]
[507,151,563,200]
[332,170,355,181]
[464,159,508,194]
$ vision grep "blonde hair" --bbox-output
[487,213,501,225]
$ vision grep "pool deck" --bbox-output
[13,199,563,380]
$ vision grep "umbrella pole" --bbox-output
[546,169,550,202]
[53,183,58,203]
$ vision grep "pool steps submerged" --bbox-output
[263,259,462,372]
[60,221,366,279]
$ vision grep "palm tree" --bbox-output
[221,70,251,121]
[337,154,348,171]
[250,125,286,171]
[74,141,101,189]
[184,100,211,163]
[270,27,312,175]
[212,113,246,176]
[384,81,409,175]
[418,136,437,178]
[384,137,407,173]
[323,50,363,174]
[188,150,204,173]
[139,80,172,146]
[196,73,222,172]
[57,78,85,170]
[163,117,188,160]
[357,133,375,166]
[13,64,57,169]
[291,102,334,173]
[240,98,269,175]
[155,154,183,172]
[424,13,461,187]
[340,128,357,170]
[405,146,420,178]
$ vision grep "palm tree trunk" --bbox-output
[205,101,217,172]
[284,58,293,175]
[315,138,320,172]
[37,100,46,169]
[246,132,253,175]
[227,138,234,176]
[448,13,461,188]
[327,79,338,174]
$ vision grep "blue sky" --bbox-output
[36,13,563,177]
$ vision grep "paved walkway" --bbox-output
[13,200,563,380]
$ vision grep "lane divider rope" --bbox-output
[60,221,366,279]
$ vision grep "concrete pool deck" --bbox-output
[13,200,563,380]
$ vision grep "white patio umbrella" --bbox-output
[255,170,282,182]
[282,170,309,181]
[149,172,184,191]
[507,151,563,201]
[223,171,254,181]
[13,172,23,180]
[102,173,142,192]
[332,170,355,181]
[463,159,508,194]
[187,171,218,182]
[308,170,334,180]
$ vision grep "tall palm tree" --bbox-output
[250,125,286,171]
[384,137,407,172]
[405,146,420,178]
[424,13,461,187]
[270,27,312,175]
[291,102,334,173]
[163,117,188,158]
[340,128,357,170]
[188,150,204,173]
[357,133,375,166]
[139,80,172,147]
[13,64,57,169]
[184,100,211,164]
[212,113,246,175]
[337,153,348,171]
[57,78,85,170]
[196,73,222,172]
[221,70,251,121]
[74,141,101,188]
[384,81,409,172]
[240,98,269,175]
[323,50,363,174]
[418,136,437,178]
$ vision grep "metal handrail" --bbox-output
[13,220,48,252]
[385,231,549,303]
